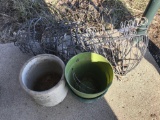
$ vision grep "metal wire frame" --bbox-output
[14,17,149,76]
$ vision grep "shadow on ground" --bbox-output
[148,40,160,68]
[146,41,160,74]
[0,43,117,120]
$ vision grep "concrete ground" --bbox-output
[0,43,159,120]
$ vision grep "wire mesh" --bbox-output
[14,17,149,76]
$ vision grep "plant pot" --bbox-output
[65,52,114,99]
[19,54,68,107]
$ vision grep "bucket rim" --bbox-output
[19,54,66,95]
[65,52,114,98]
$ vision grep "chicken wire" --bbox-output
[14,17,149,76]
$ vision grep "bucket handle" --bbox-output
[72,72,96,91]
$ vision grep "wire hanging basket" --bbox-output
[14,17,149,76]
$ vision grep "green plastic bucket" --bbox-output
[65,52,114,99]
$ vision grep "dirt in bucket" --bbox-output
[33,72,61,91]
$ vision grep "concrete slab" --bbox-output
[0,43,159,120]
[104,50,160,120]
